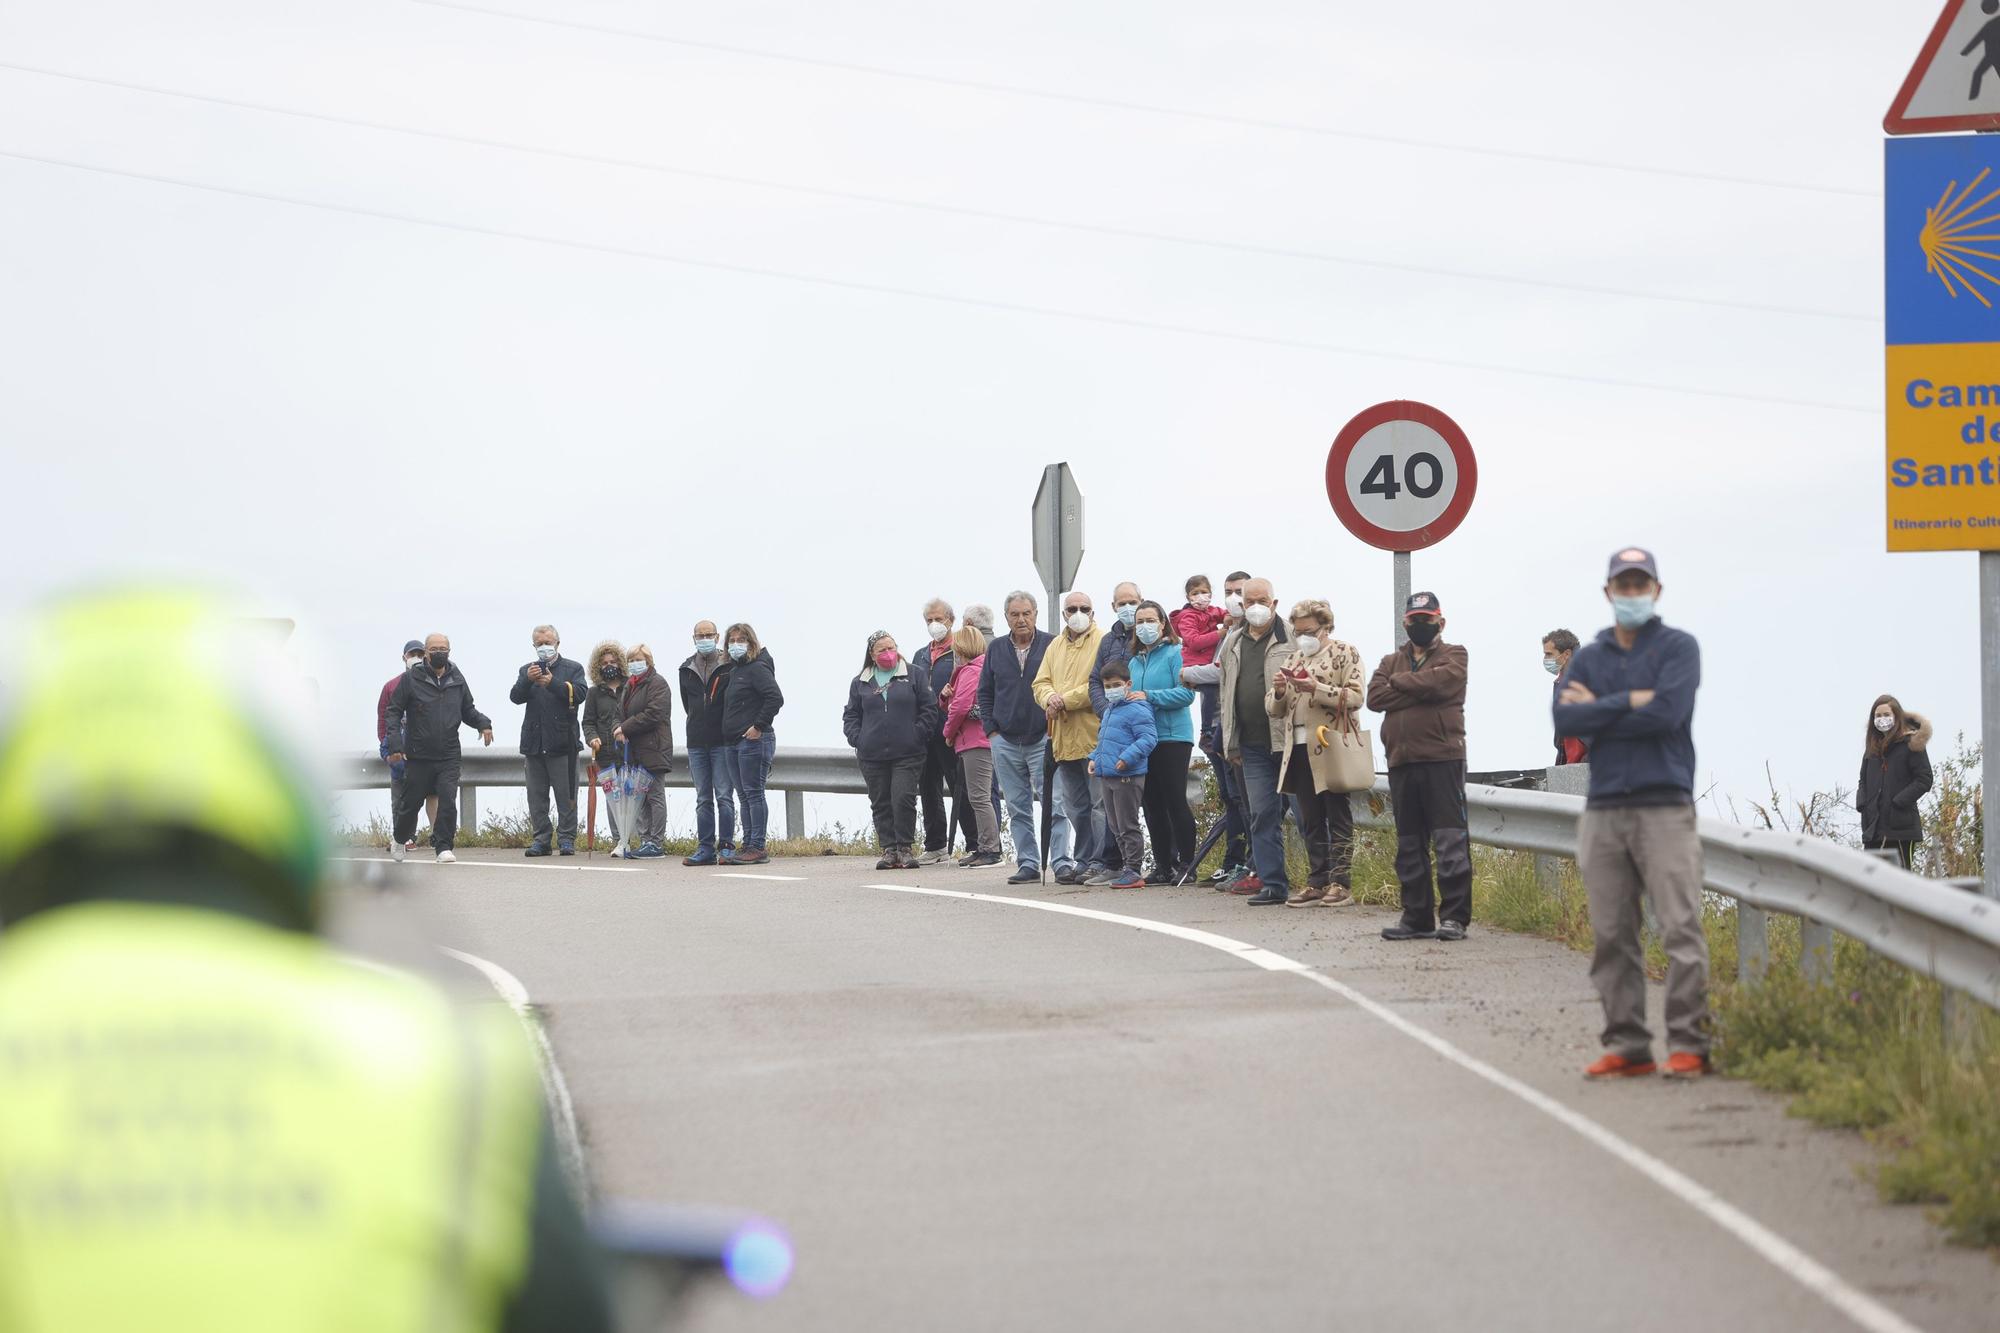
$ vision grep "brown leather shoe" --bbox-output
[1285,885,1327,908]
[1318,886,1354,907]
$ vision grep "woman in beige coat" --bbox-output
[1267,599,1367,906]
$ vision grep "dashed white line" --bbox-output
[712,872,807,882]
[335,855,639,873]
[865,882,1924,1333]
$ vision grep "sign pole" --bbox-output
[1392,550,1411,648]
[1983,551,1999,900]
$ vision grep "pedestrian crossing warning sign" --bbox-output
[1886,0,2000,134]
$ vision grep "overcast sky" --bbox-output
[0,1,1977,836]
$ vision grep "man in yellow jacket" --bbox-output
[0,590,612,1332]
[1032,590,1105,883]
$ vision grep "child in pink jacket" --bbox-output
[1170,574,1228,753]
[941,628,1002,864]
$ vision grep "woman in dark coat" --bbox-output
[1857,694,1933,870]
[842,630,938,870]
[720,623,784,864]
[612,643,673,858]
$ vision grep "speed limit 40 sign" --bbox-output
[1325,401,1478,551]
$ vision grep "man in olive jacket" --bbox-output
[510,624,589,857]
[1367,591,1472,941]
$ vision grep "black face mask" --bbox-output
[427,650,450,669]
[1405,622,1440,648]
[600,664,620,680]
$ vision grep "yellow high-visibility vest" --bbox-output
[0,902,543,1332]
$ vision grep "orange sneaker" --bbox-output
[1583,1052,1657,1080]
[1662,1051,1712,1079]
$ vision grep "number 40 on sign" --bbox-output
[1325,401,1479,552]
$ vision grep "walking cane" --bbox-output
[1039,715,1056,887]
[586,760,599,859]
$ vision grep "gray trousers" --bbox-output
[525,752,579,845]
[958,748,1001,854]
[637,765,669,847]
[1100,773,1146,873]
[1577,803,1711,1058]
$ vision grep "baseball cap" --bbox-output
[402,639,424,656]
[1403,591,1443,618]
[1606,548,1660,582]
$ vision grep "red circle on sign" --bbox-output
[1324,401,1478,552]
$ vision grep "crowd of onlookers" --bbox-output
[375,546,1943,1083]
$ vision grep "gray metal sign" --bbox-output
[1031,463,1084,631]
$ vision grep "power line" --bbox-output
[0,61,1874,324]
[411,0,1877,201]
[0,147,1876,415]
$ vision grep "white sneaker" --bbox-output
[388,842,407,863]
[609,846,625,858]
[919,849,950,865]
[435,849,457,864]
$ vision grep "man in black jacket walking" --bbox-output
[384,632,494,863]
[511,624,589,857]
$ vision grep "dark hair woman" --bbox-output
[1127,599,1196,882]
[720,622,783,864]
[842,631,937,870]
[1856,694,1933,870]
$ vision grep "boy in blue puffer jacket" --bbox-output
[1088,659,1159,889]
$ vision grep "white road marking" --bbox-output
[439,946,588,1198]
[334,855,639,874]
[866,883,1924,1333]
[713,872,807,882]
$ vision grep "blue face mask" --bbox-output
[1103,685,1128,703]
[727,642,749,662]
[626,661,648,679]
[1611,595,1656,629]
[1115,605,1138,628]
[1135,622,1161,646]
[1542,657,1561,675]
[694,637,718,656]
[535,644,558,662]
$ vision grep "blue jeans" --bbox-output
[687,745,737,855]
[1052,758,1098,874]
[733,731,776,849]
[1238,747,1291,892]
[1211,742,1251,869]
[991,734,1050,870]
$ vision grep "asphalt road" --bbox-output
[335,850,1998,1333]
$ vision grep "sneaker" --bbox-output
[1662,1052,1712,1080]
[1318,886,1354,907]
[609,845,626,858]
[1053,866,1081,885]
[1435,921,1468,942]
[388,841,407,863]
[1584,1052,1658,1080]
[558,841,575,856]
[403,839,419,851]
[1143,866,1174,886]
[1082,868,1116,886]
[682,850,718,867]
[1381,921,1436,940]
[1006,866,1041,885]
[1247,888,1288,906]
[524,843,552,858]
[1286,885,1328,908]
[918,849,951,865]
[1108,870,1145,889]
[966,851,1003,867]
[435,849,457,864]
[956,852,980,867]
[1206,864,1234,884]
[1226,873,1263,896]
[733,848,770,865]
[628,843,665,859]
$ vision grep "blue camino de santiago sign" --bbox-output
[1885,133,2000,552]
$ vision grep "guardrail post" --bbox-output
[1738,905,1768,987]
[1536,764,1587,893]
[1943,877,1985,1053]
[785,790,805,842]
[460,784,478,837]
[1799,920,1834,986]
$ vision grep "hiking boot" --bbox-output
[1285,885,1328,907]
[1381,921,1435,940]
[876,852,898,871]
[1435,921,1468,942]
[1226,873,1263,896]
[388,841,407,863]
[1662,1051,1712,1080]
[435,849,457,864]
[1584,1052,1658,1080]
[1006,866,1041,885]
[891,849,921,870]
[1319,886,1354,907]
[558,841,575,856]
[524,843,552,858]
[733,848,770,865]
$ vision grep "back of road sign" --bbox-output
[1885,0,2000,135]
[1032,463,1084,607]
[1884,135,2000,551]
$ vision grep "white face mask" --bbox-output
[535,643,558,662]
[1874,715,1896,733]
[1191,593,1212,608]
[1066,610,1091,634]
[927,620,949,641]
[1243,604,1273,628]
[1294,634,1321,657]
[1225,592,1245,615]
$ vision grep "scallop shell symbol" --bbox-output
[1919,167,2000,309]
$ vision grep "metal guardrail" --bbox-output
[1348,782,2000,1012]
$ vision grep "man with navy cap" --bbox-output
[376,639,431,844]
[1367,591,1473,940]
[1554,548,1710,1081]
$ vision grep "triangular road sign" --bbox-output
[1886,0,2000,134]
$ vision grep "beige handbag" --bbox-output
[1310,708,1376,793]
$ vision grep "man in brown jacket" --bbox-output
[1366,591,1472,941]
